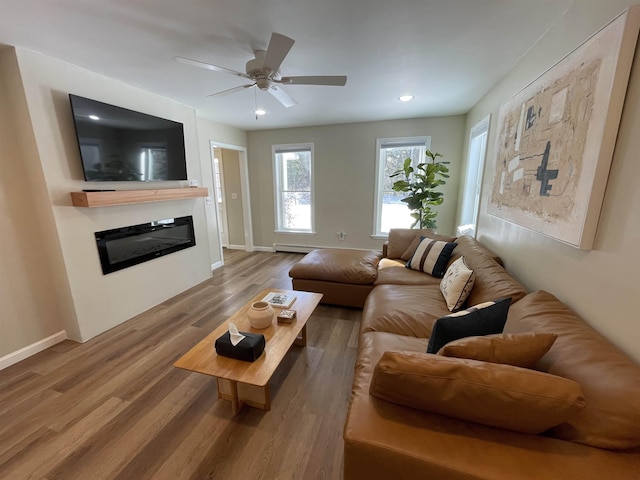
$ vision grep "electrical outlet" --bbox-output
[338,232,347,241]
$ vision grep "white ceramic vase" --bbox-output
[247,301,274,329]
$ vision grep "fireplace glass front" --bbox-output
[95,216,195,274]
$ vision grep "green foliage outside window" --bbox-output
[390,150,449,230]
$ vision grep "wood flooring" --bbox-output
[0,250,361,480]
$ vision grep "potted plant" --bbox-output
[390,150,449,230]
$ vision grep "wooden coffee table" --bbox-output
[174,288,322,415]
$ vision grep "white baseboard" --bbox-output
[211,260,223,271]
[226,244,246,250]
[0,330,67,371]
[253,246,275,252]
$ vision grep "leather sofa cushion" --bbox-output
[378,235,527,308]
[463,256,527,307]
[375,259,441,286]
[288,248,381,285]
[361,284,451,338]
[505,290,640,449]
[344,331,640,480]
[386,229,456,260]
[438,332,557,368]
[450,235,504,266]
[291,278,373,308]
[370,351,585,434]
[440,236,527,307]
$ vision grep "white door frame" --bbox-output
[212,148,230,248]
[210,140,254,259]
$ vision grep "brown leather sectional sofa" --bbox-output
[290,230,640,479]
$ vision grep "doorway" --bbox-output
[212,147,230,248]
[210,142,253,257]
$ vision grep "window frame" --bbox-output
[272,142,315,234]
[458,115,490,237]
[372,136,431,238]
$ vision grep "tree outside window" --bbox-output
[374,137,430,236]
[274,144,314,232]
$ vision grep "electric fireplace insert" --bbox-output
[95,216,195,274]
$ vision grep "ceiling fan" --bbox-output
[175,32,347,108]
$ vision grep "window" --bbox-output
[373,136,431,237]
[273,143,314,233]
[458,116,490,237]
[138,144,168,181]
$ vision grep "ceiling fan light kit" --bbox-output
[175,32,347,112]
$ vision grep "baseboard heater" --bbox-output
[273,244,369,254]
[273,244,318,253]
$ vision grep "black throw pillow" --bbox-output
[426,298,512,354]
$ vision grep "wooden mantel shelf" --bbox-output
[70,187,209,208]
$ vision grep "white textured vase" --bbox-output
[247,301,274,329]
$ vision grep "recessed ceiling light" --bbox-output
[89,114,100,120]
[254,109,266,116]
[398,95,414,102]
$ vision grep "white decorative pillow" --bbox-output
[440,256,475,311]
[405,237,457,278]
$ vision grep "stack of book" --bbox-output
[261,291,297,308]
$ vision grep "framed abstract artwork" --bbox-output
[488,7,640,249]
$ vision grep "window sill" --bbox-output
[274,230,316,235]
[371,234,389,240]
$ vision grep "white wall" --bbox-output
[0,45,249,361]
[247,116,465,250]
[196,117,247,267]
[0,48,75,357]
[0,46,248,361]
[11,47,213,344]
[466,1,640,362]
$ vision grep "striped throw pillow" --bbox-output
[406,237,457,278]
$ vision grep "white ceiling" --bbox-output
[0,0,573,131]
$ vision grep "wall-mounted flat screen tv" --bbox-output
[69,94,188,182]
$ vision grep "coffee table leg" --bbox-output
[229,380,242,415]
[263,384,271,411]
[217,378,271,415]
[294,323,307,346]
[218,378,244,415]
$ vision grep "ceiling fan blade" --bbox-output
[280,75,347,86]
[207,84,255,98]
[268,85,297,108]
[262,33,295,73]
[174,56,250,79]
